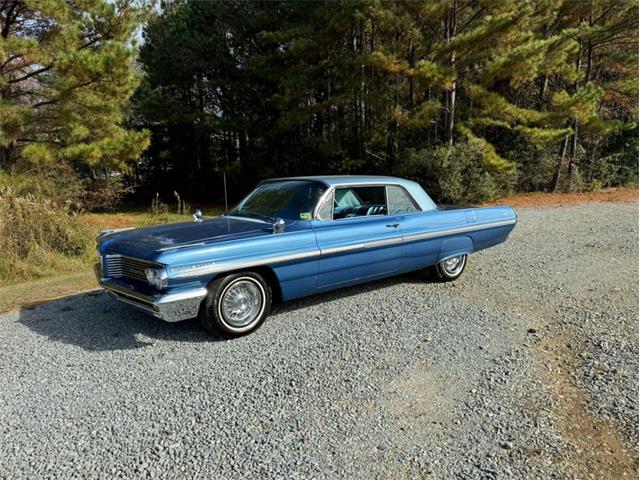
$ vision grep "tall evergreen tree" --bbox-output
[0,0,150,173]
[134,0,637,202]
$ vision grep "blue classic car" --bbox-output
[95,176,516,336]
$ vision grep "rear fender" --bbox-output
[437,236,474,263]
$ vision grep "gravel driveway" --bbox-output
[1,202,637,479]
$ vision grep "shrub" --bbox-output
[0,187,93,284]
[588,152,639,188]
[396,140,517,204]
[0,164,85,211]
[0,165,131,212]
[78,176,133,212]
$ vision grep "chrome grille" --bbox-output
[103,254,159,282]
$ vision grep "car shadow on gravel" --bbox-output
[17,272,437,351]
[17,290,218,351]
[270,271,435,316]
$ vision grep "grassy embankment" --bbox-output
[0,188,637,314]
[0,206,222,313]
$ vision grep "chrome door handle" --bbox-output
[386,223,399,228]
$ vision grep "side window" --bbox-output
[316,192,334,221]
[387,186,419,215]
[333,186,386,219]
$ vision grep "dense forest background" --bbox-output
[133,0,638,204]
[1,0,638,208]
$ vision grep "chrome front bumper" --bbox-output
[94,264,207,322]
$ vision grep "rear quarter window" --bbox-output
[387,186,420,215]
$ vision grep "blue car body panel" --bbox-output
[312,215,404,289]
[96,176,516,321]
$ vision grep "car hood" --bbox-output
[99,216,272,260]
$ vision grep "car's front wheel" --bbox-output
[429,254,467,282]
[199,272,271,336]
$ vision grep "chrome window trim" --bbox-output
[313,187,335,220]
[386,185,420,215]
[384,185,390,217]
[315,190,335,221]
[239,179,329,221]
[313,182,422,221]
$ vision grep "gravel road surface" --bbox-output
[0,202,637,479]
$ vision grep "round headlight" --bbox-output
[145,268,155,285]
[145,268,168,289]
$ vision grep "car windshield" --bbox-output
[230,180,327,221]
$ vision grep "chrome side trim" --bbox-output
[402,219,516,243]
[171,249,319,279]
[99,227,135,237]
[158,242,206,252]
[320,243,366,255]
[320,236,404,255]
[170,218,515,279]
[364,236,404,249]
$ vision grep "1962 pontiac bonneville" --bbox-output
[95,176,516,336]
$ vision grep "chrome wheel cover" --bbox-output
[219,278,264,328]
[441,255,465,277]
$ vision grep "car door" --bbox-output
[389,185,470,271]
[311,185,404,290]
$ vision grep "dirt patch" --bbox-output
[483,187,638,208]
[537,331,638,478]
[81,213,143,231]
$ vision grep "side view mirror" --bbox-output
[273,217,285,233]
[193,209,203,223]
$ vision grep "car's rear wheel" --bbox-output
[429,254,467,282]
[199,272,271,336]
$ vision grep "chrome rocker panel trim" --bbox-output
[95,265,207,322]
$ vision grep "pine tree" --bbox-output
[0,0,150,173]
[134,0,637,201]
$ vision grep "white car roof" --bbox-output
[262,175,437,211]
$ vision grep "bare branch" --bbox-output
[457,7,485,34]
[8,64,52,84]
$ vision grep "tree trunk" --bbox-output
[446,1,457,146]
[585,15,593,83]
[550,135,569,192]
[585,40,593,83]
[538,74,548,111]
[567,47,582,189]
[447,76,456,146]
[408,36,415,109]
[567,118,578,188]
